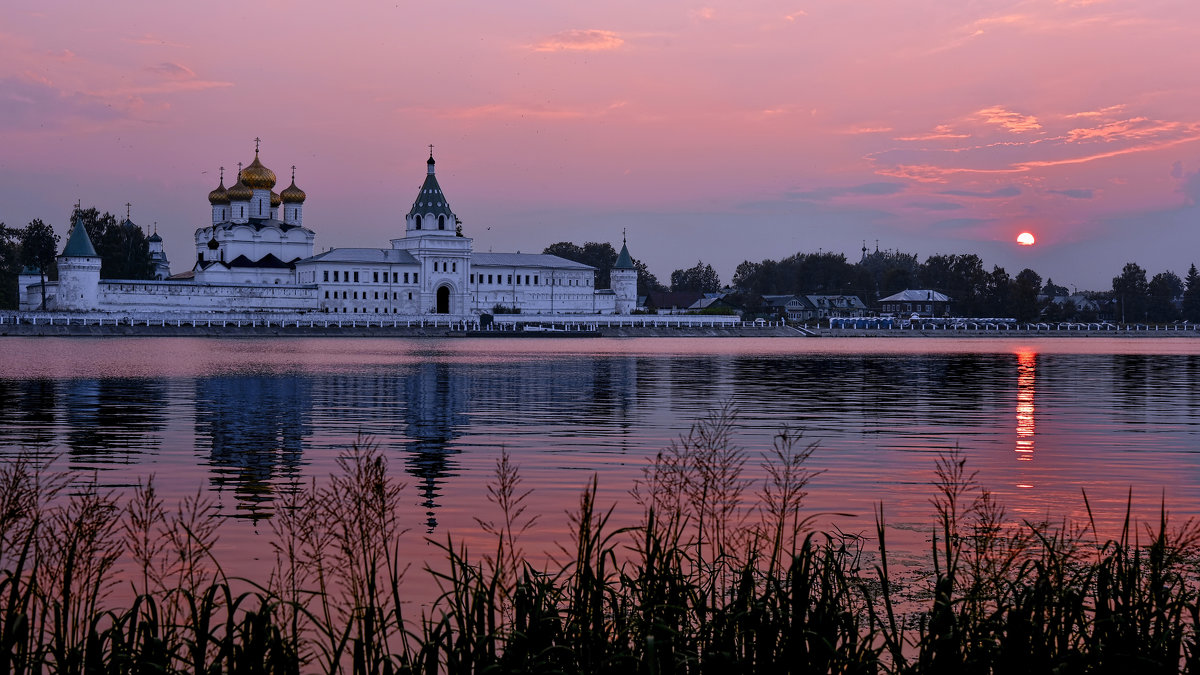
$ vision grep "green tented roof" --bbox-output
[61,220,97,257]
[614,242,634,269]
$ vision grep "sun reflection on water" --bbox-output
[1015,350,1036,463]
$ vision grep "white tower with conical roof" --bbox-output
[392,149,472,314]
[56,216,101,310]
[612,233,638,314]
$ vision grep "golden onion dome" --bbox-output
[226,176,253,202]
[240,153,277,190]
[208,179,230,205]
[280,179,306,204]
[270,191,281,207]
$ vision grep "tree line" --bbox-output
[0,207,155,309]
[546,242,1200,322]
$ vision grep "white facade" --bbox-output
[21,150,637,316]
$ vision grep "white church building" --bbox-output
[21,147,638,316]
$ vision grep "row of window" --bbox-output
[325,290,416,301]
[431,261,458,273]
[323,270,420,284]
[468,273,592,287]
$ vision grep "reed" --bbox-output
[2,411,1200,673]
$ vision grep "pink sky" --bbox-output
[3,0,1199,290]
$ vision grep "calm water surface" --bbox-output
[3,336,1200,576]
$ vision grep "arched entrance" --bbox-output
[436,286,450,314]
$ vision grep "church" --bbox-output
[20,145,638,316]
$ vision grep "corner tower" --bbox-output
[611,233,638,314]
[56,215,101,311]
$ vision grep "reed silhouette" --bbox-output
[1,411,1198,673]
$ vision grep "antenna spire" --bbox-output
[219,166,224,183]
[126,202,132,220]
[428,144,434,159]
[254,137,261,154]
[291,165,296,182]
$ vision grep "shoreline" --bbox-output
[2,322,1198,338]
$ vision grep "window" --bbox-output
[373,272,378,283]
[414,273,418,283]
[525,275,530,285]
[353,292,358,299]
[333,270,339,282]
[392,292,396,299]
[470,274,475,283]
[323,270,329,282]
[408,292,412,300]
[452,262,457,272]
[438,215,445,230]
[324,291,329,298]
[434,262,439,272]
[415,215,422,229]
[354,272,359,282]
[374,292,378,299]
[507,275,512,284]
[393,273,398,283]
[534,275,539,285]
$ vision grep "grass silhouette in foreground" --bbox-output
[2,403,1199,673]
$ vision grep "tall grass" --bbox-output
[2,411,1200,673]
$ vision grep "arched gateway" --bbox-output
[436,286,450,314]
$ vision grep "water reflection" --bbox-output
[62,379,166,470]
[1015,351,1036,462]
[195,376,311,520]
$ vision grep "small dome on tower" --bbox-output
[208,179,230,205]
[226,176,253,202]
[148,232,162,243]
[241,152,277,190]
[270,191,281,208]
[280,179,306,204]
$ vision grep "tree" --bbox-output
[1011,268,1042,323]
[1147,271,1183,322]
[20,219,59,310]
[1112,262,1149,323]
[1042,278,1070,298]
[633,259,666,297]
[71,206,153,280]
[670,260,720,293]
[543,241,619,288]
[1183,264,1200,322]
[0,222,21,309]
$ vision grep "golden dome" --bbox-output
[208,179,230,205]
[280,179,306,204]
[240,152,277,190]
[226,176,253,202]
[270,191,281,207]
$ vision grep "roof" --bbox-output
[613,242,634,269]
[299,248,419,265]
[228,253,295,269]
[61,220,97,257]
[472,252,594,270]
[880,289,952,303]
[762,294,815,308]
[407,159,454,218]
[806,294,868,308]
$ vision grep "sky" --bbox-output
[3,0,1200,291]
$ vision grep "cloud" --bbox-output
[788,182,907,201]
[895,124,971,141]
[839,125,893,135]
[147,62,196,80]
[1048,188,1095,199]
[530,29,624,52]
[0,76,123,131]
[691,7,715,20]
[906,201,965,211]
[1065,104,1126,119]
[975,106,1042,133]
[938,186,1021,198]
[784,10,807,21]
[1177,169,1200,206]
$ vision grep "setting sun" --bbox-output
[1017,232,1036,246]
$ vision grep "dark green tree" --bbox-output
[1112,262,1149,323]
[20,219,60,310]
[1011,268,1043,322]
[1147,271,1183,322]
[670,260,721,293]
[982,266,1012,317]
[0,222,21,309]
[1042,278,1069,298]
[71,206,153,280]
[1182,264,1200,322]
[633,259,666,297]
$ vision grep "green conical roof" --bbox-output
[407,156,455,218]
[614,241,634,269]
[61,219,97,257]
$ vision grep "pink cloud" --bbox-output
[975,106,1042,133]
[530,29,624,52]
[147,62,196,80]
[895,124,972,141]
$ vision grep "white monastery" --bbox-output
[21,146,639,316]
